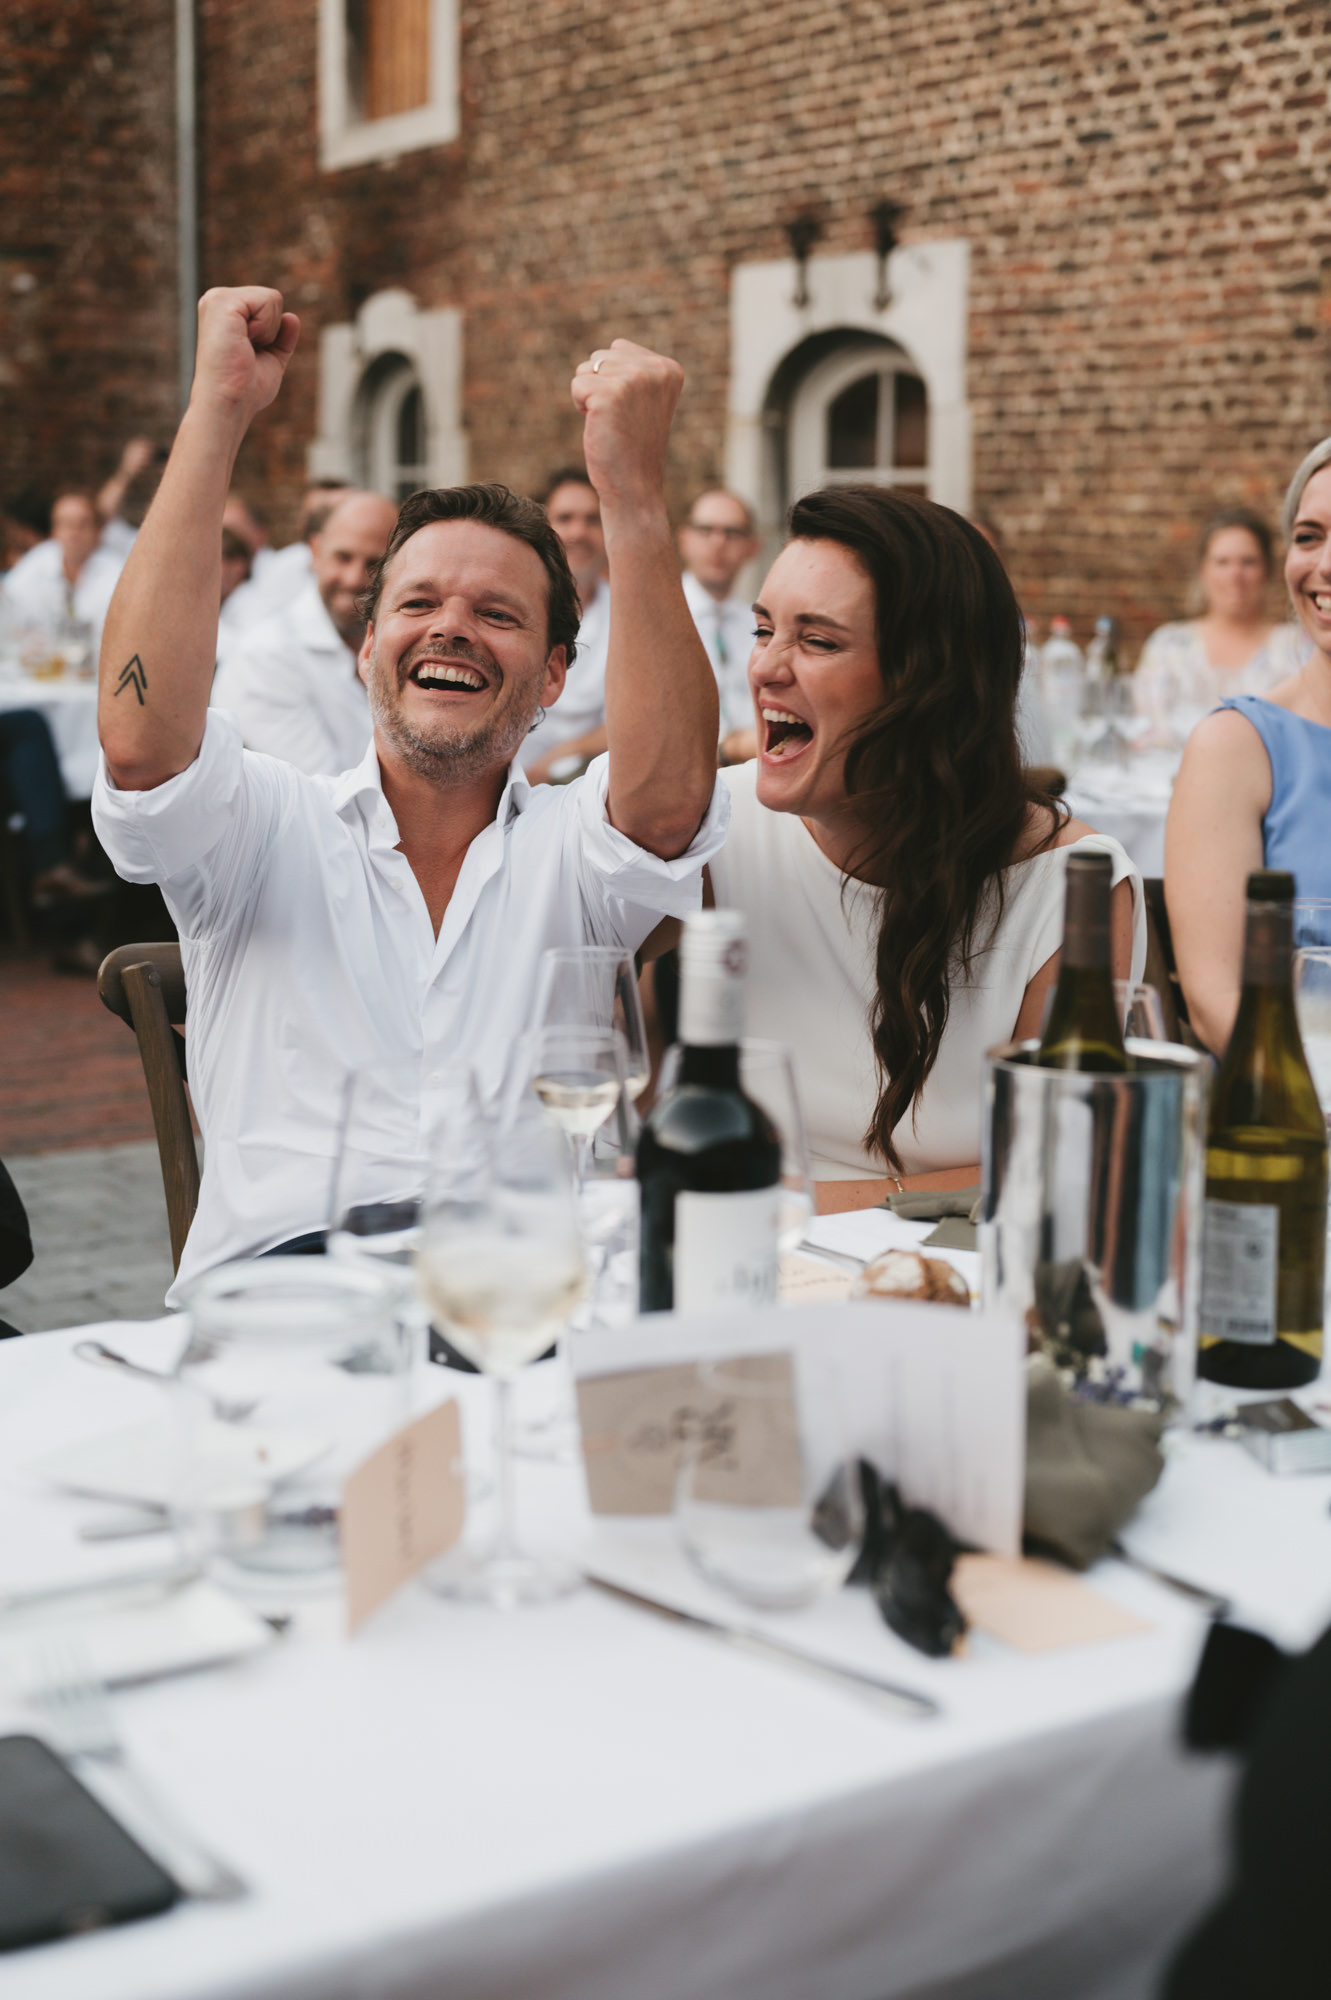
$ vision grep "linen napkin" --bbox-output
[1023,1355,1166,1569]
[881,1186,981,1254]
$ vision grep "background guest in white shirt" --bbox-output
[210,489,397,776]
[218,480,354,636]
[1,488,125,660]
[522,466,611,782]
[678,489,760,763]
[94,293,722,1293]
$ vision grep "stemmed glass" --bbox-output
[1294,949,1331,1132]
[528,948,650,1186]
[416,1090,586,1606]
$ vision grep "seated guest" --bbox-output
[1166,444,1331,1052]
[1134,507,1305,741]
[210,489,397,775]
[1,491,50,573]
[0,709,102,907]
[521,467,610,783]
[220,482,351,634]
[677,490,761,764]
[95,437,161,560]
[1,488,125,658]
[702,487,1143,1207]
[94,292,722,1300]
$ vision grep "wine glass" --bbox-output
[528,1024,626,1194]
[327,1063,434,1287]
[531,946,650,1121]
[416,1093,586,1606]
[1294,949,1331,1131]
[1295,901,1331,952]
[658,1037,815,1253]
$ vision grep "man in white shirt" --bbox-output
[678,489,760,765]
[210,490,397,775]
[94,287,722,1298]
[521,467,611,783]
[1,489,125,662]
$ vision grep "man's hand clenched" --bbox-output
[192,287,301,426]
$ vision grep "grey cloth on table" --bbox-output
[1023,1355,1166,1570]
[880,1185,981,1252]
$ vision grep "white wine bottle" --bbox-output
[1037,851,1128,1073]
[1198,870,1328,1389]
[636,911,782,1314]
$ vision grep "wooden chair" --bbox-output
[98,944,199,1271]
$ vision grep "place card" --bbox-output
[952,1554,1149,1652]
[572,1299,1027,1556]
[341,1400,465,1632]
[577,1351,803,1516]
[779,1252,853,1303]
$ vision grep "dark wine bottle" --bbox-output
[1198,870,1328,1389]
[1036,850,1128,1073]
[637,910,782,1314]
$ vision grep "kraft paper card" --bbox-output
[341,1399,465,1632]
[952,1553,1150,1652]
[576,1352,802,1517]
[572,1300,1026,1556]
[779,1253,854,1304]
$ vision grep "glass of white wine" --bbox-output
[416,1092,586,1606]
[529,948,650,1177]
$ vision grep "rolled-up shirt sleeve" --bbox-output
[92,708,287,939]
[568,752,729,943]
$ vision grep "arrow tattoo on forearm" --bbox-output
[114,655,147,704]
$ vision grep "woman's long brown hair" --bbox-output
[786,487,1060,1171]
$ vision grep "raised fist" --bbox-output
[191,287,300,427]
[571,339,683,514]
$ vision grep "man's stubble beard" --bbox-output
[365,646,544,784]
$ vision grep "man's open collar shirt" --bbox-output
[93,711,727,1302]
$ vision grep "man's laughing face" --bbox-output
[361,519,567,782]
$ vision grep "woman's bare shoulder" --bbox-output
[1010,802,1091,863]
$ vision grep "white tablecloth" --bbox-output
[1064,753,1180,881]
[0,679,100,801]
[6,1320,1325,2000]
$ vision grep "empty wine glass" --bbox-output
[327,1063,433,1287]
[658,1038,814,1253]
[416,1092,586,1606]
[1116,981,1168,1043]
[1294,949,1331,1131]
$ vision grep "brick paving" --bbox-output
[1,950,177,1332]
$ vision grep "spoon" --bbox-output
[73,1339,259,1423]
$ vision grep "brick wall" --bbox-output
[9,1,1331,646]
[0,0,178,503]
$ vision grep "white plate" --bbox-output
[26,1420,331,1509]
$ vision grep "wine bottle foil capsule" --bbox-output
[979,1039,1211,1410]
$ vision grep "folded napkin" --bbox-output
[881,1186,981,1254]
[1023,1355,1165,1570]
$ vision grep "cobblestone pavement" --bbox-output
[3,1143,176,1334]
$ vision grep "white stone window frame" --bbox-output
[319,0,460,172]
[307,287,467,494]
[788,341,933,498]
[726,240,972,552]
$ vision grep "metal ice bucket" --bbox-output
[980,1039,1210,1406]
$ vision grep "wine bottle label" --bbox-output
[1201,1199,1279,1345]
[674,1187,780,1313]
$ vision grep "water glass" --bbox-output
[1294,949,1331,1128]
[675,1354,864,1612]
[173,1258,408,1587]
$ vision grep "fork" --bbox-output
[28,1637,247,1902]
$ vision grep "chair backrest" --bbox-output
[97,945,199,1272]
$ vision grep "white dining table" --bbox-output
[0,677,100,801]
[3,1318,1329,2000]
[1063,751,1181,881]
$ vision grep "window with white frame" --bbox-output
[789,339,930,499]
[320,0,459,171]
[356,352,430,500]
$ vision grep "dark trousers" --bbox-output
[0,710,69,876]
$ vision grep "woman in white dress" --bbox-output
[701,486,1145,1211]
[1133,508,1306,742]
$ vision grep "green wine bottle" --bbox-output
[1198,870,1328,1389]
[1037,851,1128,1073]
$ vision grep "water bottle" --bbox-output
[1040,616,1084,766]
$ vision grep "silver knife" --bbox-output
[587,1575,939,1718]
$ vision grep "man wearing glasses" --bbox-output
[678,490,760,765]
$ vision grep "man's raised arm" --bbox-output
[573,342,719,859]
[98,288,299,792]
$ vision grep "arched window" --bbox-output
[355,353,429,501]
[788,339,930,500]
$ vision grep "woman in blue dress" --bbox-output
[1167,438,1331,1052]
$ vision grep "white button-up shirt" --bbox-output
[93,710,727,1302]
[520,577,611,770]
[210,576,371,777]
[682,569,756,738]
[0,538,125,659]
